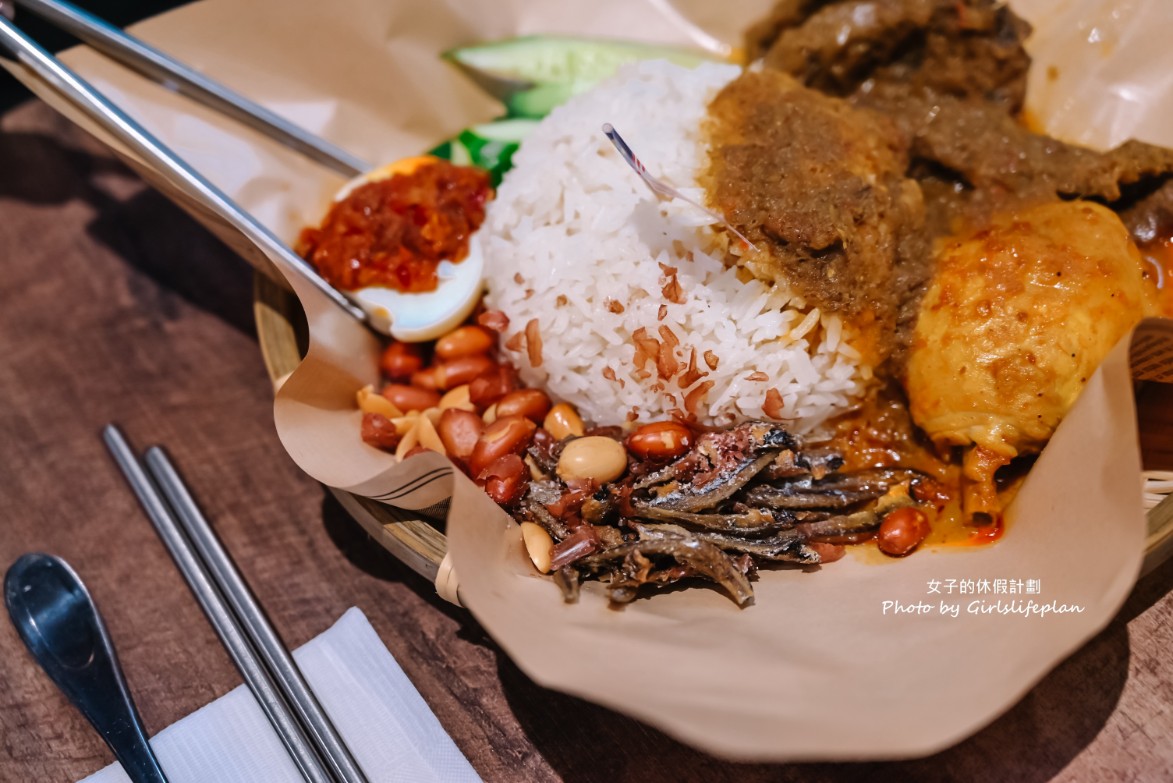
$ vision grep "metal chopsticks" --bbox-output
[143,446,370,783]
[0,10,371,328]
[103,424,370,783]
[11,0,370,177]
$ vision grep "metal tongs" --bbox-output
[0,0,377,330]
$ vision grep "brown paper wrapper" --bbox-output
[27,0,1172,761]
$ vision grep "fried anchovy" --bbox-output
[604,552,695,604]
[608,584,640,604]
[761,447,846,480]
[526,441,559,477]
[743,486,876,509]
[576,538,755,606]
[526,479,563,506]
[798,508,882,539]
[594,524,626,548]
[814,467,927,492]
[606,550,756,602]
[519,495,571,540]
[554,567,582,603]
[746,468,927,509]
[580,493,613,526]
[632,522,819,564]
[632,422,794,501]
[631,459,688,491]
[627,500,790,534]
[643,451,781,513]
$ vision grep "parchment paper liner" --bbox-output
[25,0,1173,761]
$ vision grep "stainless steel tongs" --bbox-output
[0,0,376,329]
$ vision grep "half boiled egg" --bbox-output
[334,156,485,342]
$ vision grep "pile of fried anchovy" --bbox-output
[519,421,933,607]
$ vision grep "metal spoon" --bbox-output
[5,553,169,783]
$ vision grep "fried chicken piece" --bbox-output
[904,200,1157,519]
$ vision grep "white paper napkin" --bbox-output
[80,608,480,783]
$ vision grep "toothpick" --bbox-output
[601,123,756,250]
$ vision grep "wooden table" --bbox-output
[2,100,1173,783]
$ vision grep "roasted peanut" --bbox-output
[393,422,419,460]
[410,367,441,390]
[361,413,401,451]
[381,383,440,412]
[435,325,494,360]
[437,408,483,462]
[482,403,498,425]
[519,521,554,573]
[438,384,475,411]
[910,476,951,507]
[379,341,425,381]
[523,454,545,481]
[495,389,552,423]
[543,403,584,440]
[469,364,518,409]
[876,506,931,557]
[625,421,692,461]
[477,309,510,332]
[389,414,422,436]
[468,415,537,477]
[480,453,529,505]
[436,355,496,390]
[557,435,628,483]
[356,385,402,418]
[414,413,445,454]
[807,542,846,563]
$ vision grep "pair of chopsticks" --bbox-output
[103,424,370,783]
[0,0,371,327]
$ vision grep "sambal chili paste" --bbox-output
[297,158,492,293]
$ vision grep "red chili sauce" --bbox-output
[297,159,492,293]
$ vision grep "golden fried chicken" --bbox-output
[905,200,1156,520]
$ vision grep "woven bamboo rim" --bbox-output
[253,274,446,583]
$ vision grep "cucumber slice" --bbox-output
[458,130,513,185]
[443,35,716,106]
[462,119,538,185]
[467,118,540,142]
[504,83,579,119]
[429,118,537,186]
[449,139,473,167]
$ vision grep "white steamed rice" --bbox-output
[482,61,869,432]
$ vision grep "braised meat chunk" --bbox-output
[705,69,927,368]
[748,0,1032,112]
[868,91,1173,235]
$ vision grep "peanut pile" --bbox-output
[357,315,693,508]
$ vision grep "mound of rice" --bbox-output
[482,61,869,432]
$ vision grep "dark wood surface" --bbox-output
[3,100,1173,783]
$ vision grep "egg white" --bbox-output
[334,157,485,342]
